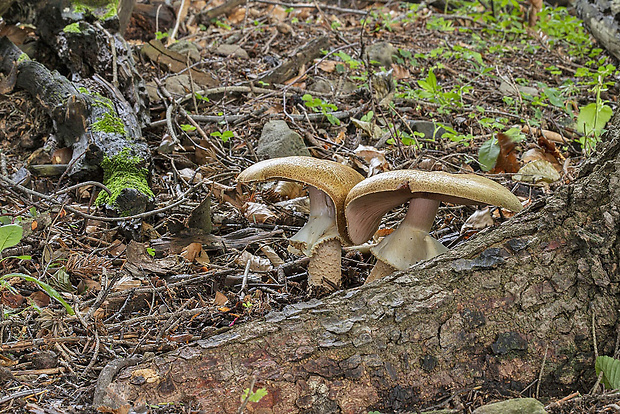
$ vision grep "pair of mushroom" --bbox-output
[238,156,522,290]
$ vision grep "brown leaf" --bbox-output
[29,292,50,308]
[491,133,520,174]
[214,291,229,306]
[2,291,24,308]
[182,242,203,262]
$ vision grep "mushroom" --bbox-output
[345,170,523,283]
[238,156,364,291]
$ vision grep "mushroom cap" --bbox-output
[345,170,523,245]
[238,156,364,243]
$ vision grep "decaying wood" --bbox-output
[259,36,330,85]
[576,0,620,60]
[100,118,620,412]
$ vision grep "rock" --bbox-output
[473,398,547,414]
[164,74,192,96]
[213,44,249,59]
[499,79,539,97]
[168,40,201,63]
[407,120,449,140]
[308,79,357,94]
[366,41,397,68]
[256,120,310,159]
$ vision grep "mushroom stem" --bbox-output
[365,259,396,284]
[405,197,441,233]
[308,238,342,290]
[368,197,447,280]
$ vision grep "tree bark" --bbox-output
[576,0,620,61]
[99,122,620,411]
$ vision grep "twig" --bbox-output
[0,174,203,222]
[253,0,367,15]
[169,0,186,42]
[0,389,47,405]
[237,377,256,414]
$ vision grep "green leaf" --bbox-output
[0,224,23,254]
[0,273,75,315]
[595,355,620,390]
[478,137,500,171]
[241,387,268,403]
[180,124,196,132]
[576,103,613,136]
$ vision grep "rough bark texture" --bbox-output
[100,118,620,411]
[576,0,620,60]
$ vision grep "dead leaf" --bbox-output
[491,133,520,174]
[227,7,247,24]
[521,126,565,143]
[269,5,288,22]
[260,245,284,266]
[243,202,277,224]
[522,148,562,172]
[195,248,210,266]
[181,242,203,262]
[461,209,494,233]
[514,159,561,183]
[27,291,49,309]
[235,250,273,272]
[317,60,338,73]
[354,145,390,176]
[2,291,24,308]
[392,64,410,80]
[130,368,160,384]
[214,291,228,306]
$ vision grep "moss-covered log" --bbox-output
[0,36,152,215]
[99,119,620,411]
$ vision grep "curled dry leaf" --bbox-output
[235,250,272,272]
[354,144,390,176]
[178,168,203,184]
[182,242,203,262]
[273,180,305,199]
[514,159,561,183]
[260,245,284,266]
[243,201,277,224]
[317,60,338,73]
[461,208,494,233]
[521,125,565,143]
[522,148,562,172]
[227,7,247,24]
[491,132,520,174]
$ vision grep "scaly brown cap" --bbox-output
[238,156,364,244]
[345,170,523,245]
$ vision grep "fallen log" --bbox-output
[98,117,620,411]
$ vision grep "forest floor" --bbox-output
[0,0,618,412]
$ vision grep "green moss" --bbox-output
[70,0,118,20]
[95,148,154,210]
[76,87,115,111]
[92,112,126,135]
[17,53,30,63]
[63,22,82,33]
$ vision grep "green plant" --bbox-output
[574,70,614,155]
[595,355,620,390]
[147,247,156,257]
[211,130,234,143]
[0,224,74,315]
[241,387,268,403]
[154,31,168,40]
[180,124,196,132]
[478,127,525,171]
[302,94,340,125]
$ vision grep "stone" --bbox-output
[168,40,201,62]
[256,120,310,159]
[472,398,547,414]
[407,120,449,140]
[213,44,249,59]
[366,41,397,68]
